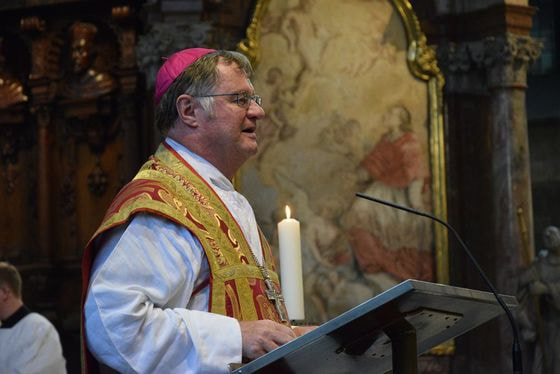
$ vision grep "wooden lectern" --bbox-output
[231,280,518,374]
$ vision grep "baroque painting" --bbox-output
[238,0,447,324]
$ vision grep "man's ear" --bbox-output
[176,94,198,128]
[0,286,8,300]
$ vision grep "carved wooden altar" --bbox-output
[0,1,144,371]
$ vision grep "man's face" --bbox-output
[197,61,266,167]
[0,285,9,313]
[72,38,91,74]
[383,107,403,132]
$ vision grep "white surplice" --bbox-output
[0,312,66,374]
[84,138,264,373]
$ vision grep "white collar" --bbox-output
[164,137,234,192]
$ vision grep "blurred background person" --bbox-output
[0,261,66,374]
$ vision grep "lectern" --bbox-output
[231,279,518,374]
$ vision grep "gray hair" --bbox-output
[154,50,253,133]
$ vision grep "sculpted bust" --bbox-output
[61,21,116,99]
[518,226,560,374]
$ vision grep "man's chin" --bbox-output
[246,145,258,157]
[241,139,258,156]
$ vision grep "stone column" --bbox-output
[477,33,542,292]
[437,14,542,374]
[480,34,542,373]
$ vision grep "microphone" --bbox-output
[355,192,523,374]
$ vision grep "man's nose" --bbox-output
[247,100,265,119]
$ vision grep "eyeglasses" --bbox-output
[193,92,263,108]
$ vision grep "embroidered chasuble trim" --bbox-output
[85,141,286,323]
[81,141,290,373]
[155,142,286,321]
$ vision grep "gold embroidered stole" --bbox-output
[84,142,287,323]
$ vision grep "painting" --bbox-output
[237,0,448,326]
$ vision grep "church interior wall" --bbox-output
[0,0,557,373]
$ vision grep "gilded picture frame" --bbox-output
[237,0,450,354]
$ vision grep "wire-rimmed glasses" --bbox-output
[193,92,262,108]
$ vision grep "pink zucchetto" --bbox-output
[154,47,216,105]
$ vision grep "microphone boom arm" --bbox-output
[355,192,523,374]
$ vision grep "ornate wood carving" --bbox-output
[1,4,144,371]
[0,0,143,264]
[0,33,31,194]
[0,3,137,372]
[437,34,543,92]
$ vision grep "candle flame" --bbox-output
[285,205,291,219]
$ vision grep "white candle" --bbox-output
[278,205,305,320]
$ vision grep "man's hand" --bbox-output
[292,325,317,337]
[239,320,296,360]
